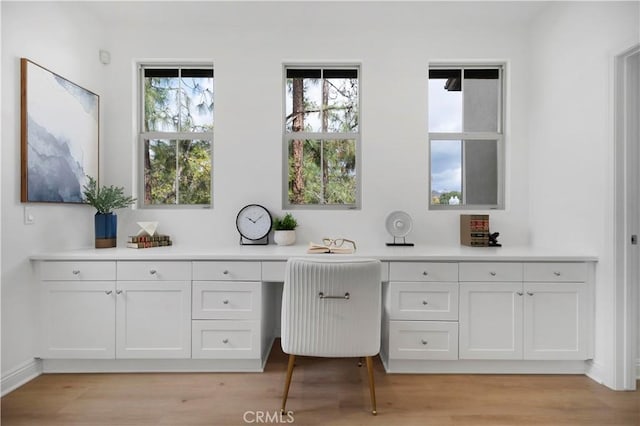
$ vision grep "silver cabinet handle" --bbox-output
[527,292,534,296]
[421,339,428,345]
[489,271,497,276]
[149,269,157,275]
[422,300,428,305]
[516,291,524,296]
[223,299,229,305]
[319,292,350,300]
[72,270,80,275]
[116,289,123,295]
[553,271,561,277]
[222,339,229,344]
[223,270,229,275]
[105,290,113,295]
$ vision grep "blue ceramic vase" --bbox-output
[95,213,117,248]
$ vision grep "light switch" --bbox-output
[24,206,35,225]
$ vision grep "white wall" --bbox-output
[2,0,637,390]
[1,2,106,383]
[99,1,533,248]
[528,1,640,388]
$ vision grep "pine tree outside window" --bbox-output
[283,65,360,209]
[139,65,214,207]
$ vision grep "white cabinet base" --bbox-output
[380,358,591,374]
[40,348,274,373]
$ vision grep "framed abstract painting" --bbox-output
[20,58,99,203]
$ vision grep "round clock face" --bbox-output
[236,204,273,241]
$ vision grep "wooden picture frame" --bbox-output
[20,58,99,203]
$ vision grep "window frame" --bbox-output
[428,63,505,210]
[138,63,214,209]
[282,64,362,210]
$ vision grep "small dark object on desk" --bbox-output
[488,232,502,247]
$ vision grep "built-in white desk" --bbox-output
[31,245,597,375]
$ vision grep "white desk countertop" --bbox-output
[30,244,598,262]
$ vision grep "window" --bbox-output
[283,66,360,209]
[139,65,213,207]
[428,65,504,209]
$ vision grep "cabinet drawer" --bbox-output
[117,261,191,281]
[388,282,458,320]
[389,262,458,282]
[192,320,260,359]
[524,263,587,282]
[192,281,261,320]
[41,261,116,281]
[459,262,523,282]
[389,321,458,360]
[193,261,261,281]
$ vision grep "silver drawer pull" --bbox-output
[116,289,123,295]
[319,292,350,300]
[516,291,524,296]
[553,271,561,276]
[422,300,428,305]
[222,339,229,344]
[223,299,229,305]
[149,269,157,275]
[489,271,497,276]
[72,270,80,275]
[422,271,428,276]
[527,292,534,296]
[223,270,229,275]
[105,290,113,295]
[421,339,428,345]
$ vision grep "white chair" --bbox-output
[280,257,382,415]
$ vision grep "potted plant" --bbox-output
[273,213,298,246]
[82,176,136,248]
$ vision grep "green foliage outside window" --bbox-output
[286,68,359,206]
[142,67,213,206]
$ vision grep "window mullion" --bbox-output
[178,140,182,205]
[320,140,325,204]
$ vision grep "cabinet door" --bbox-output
[40,281,115,359]
[116,281,191,359]
[523,283,589,360]
[459,282,523,360]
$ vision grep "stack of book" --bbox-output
[460,214,489,247]
[127,234,173,249]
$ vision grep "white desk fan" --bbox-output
[385,211,414,246]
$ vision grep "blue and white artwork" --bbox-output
[21,59,99,203]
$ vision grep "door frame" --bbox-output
[614,44,640,390]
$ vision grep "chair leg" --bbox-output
[365,356,377,415]
[281,354,296,414]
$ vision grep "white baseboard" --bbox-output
[585,359,608,387]
[1,358,42,397]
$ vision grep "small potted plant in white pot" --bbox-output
[83,176,136,248]
[273,213,298,246]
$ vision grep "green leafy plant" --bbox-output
[273,213,298,231]
[82,176,136,214]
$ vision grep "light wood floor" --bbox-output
[2,344,639,426]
